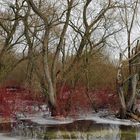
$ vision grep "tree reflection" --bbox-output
[10,119,140,140]
[119,125,136,140]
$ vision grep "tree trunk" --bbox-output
[127,74,139,112]
[118,86,127,118]
[117,53,127,118]
[117,74,139,119]
[42,29,57,114]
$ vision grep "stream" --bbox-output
[0,113,140,140]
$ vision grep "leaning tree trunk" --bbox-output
[43,30,57,116]
[117,57,127,118]
[117,53,139,119]
[117,74,139,119]
[126,74,139,113]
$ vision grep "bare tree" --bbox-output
[0,0,28,81]
[23,0,74,114]
[23,0,126,115]
[116,0,140,119]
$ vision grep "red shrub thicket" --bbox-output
[0,83,119,118]
[0,86,46,118]
[56,85,91,116]
[90,89,120,111]
[56,84,119,116]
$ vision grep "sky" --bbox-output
[0,0,140,61]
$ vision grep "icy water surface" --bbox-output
[0,115,140,140]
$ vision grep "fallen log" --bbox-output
[127,112,140,122]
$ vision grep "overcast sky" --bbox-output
[0,0,140,61]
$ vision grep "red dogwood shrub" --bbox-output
[55,84,119,116]
[0,82,119,118]
[56,85,92,116]
[90,88,119,111]
[0,86,46,118]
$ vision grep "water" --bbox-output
[0,115,140,140]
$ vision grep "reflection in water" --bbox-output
[0,119,140,140]
[10,120,135,140]
[119,125,136,140]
